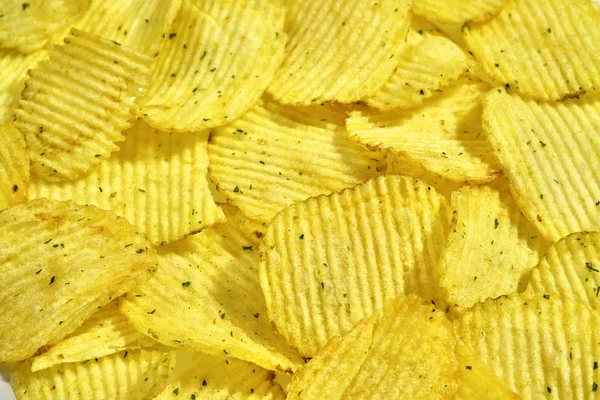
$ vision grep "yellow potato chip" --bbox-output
[137,0,285,132]
[366,21,471,111]
[30,300,158,372]
[455,293,600,398]
[27,118,225,245]
[14,28,150,182]
[438,186,548,309]
[0,199,156,363]
[11,348,175,399]
[413,0,508,25]
[266,0,411,105]
[386,156,464,198]
[259,175,450,357]
[463,0,600,101]
[0,0,88,54]
[155,352,285,399]
[529,232,600,310]
[0,124,29,211]
[120,205,302,373]
[208,98,385,223]
[483,88,600,241]
[347,78,502,184]
[286,295,459,399]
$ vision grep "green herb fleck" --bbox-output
[547,387,551,393]
[22,3,30,10]
[136,249,144,254]
[543,294,550,299]
[123,351,128,358]
[182,281,191,287]
[494,218,499,229]
[202,380,207,386]
[299,234,304,240]
[49,276,55,285]
[233,186,240,193]
[594,382,598,392]
[419,89,424,95]
[539,141,547,147]
[242,245,253,251]
[586,262,599,272]
[321,282,324,289]
[253,313,259,318]
[173,387,179,395]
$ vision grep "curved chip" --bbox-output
[439,186,548,309]
[366,21,471,111]
[286,295,459,399]
[412,0,508,24]
[208,99,385,223]
[14,28,150,182]
[0,199,157,363]
[27,118,225,245]
[119,205,302,374]
[347,78,501,184]
[483,88,600,241]
[266,0,411,105]
[30,300,158,372]
[0,124,29,211]
[11,349,175,400]
[259,175,450,357]
[463,0,600,101]
[455,293,600,398]
[529,232,600,310]
[155,352,285,399]
[137,0,285,132]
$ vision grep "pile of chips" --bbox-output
[1,0,599,398]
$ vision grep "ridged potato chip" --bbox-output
[208,99,385,223]
[347,78,501,184]
[438,186,548,309]
[259,175,450,357]
[155,352,285,399]
[0,124,29,211]
[483,88,600,241]
[286,295,459,399]
[28,118,225,245]
[30,300,158,372]
[0,199,156,363]
[14,28,150,182]
[529,232,600,310]
[386,156,463,198]
[11,349,175,400]
[464,0,600,101]
[366,21,471,111]
[266,0,411,105]
[455,293,600,398]
[138,0,285,132]
[120,205,302,373]
[413,0,508,24]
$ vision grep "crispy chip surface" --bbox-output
[347,78,501,184]
[120,205,302,373]
[208,99,385,223]
[14,29,150,182]
[386,156,464,198]
[286,295,459,399]
[259,175,450,356]
[455,293,600,398]
[413,0,508,24]
[0,199,156,362]
[483,88,600,241]
[137,0,285,131]
[464,0,600,101]
[267,0,411,105]
[11,349,175,400]
[0,124,29,211]
[27,118,225,245]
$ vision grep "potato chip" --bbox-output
[155,352,285,399]
[30,300,158,372]
[120,205,302,373]
[266,0,411,105]
[483,88,600,241]
[0,124,29,211]
[286,295,459,399]
[14,28,150,182]
[259,175,450,356]
[385,156,463,198]
[27,118,225,245]
[366,21,471,111]
[455,293,600,398]
[0,199,156,363]
[347,78,502,184]
[0,0,88,54]
[438,186,548,309]
[137,0,285,132]
[11,348,175,399]
[208,98,385,223]
[463,0,600,101]
[412,0,508,25]
[529,232,600,311]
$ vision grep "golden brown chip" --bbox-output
[413,0,509,24]
[0,124,29,211]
